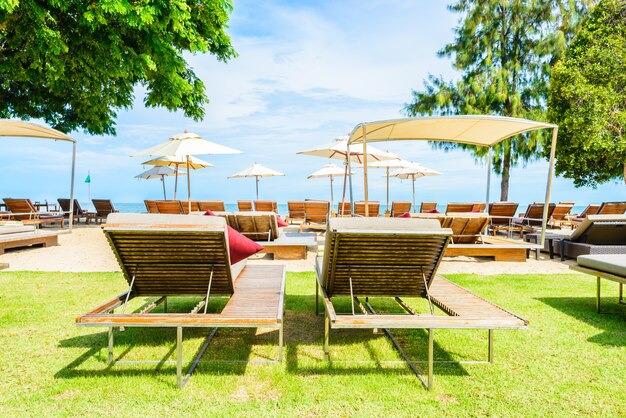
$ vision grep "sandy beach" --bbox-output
[0,224,579,275]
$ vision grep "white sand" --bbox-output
[0,225,579,275]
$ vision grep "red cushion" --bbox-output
[426,209,440,214]
[276,215,289,227]
[398,212,411,218]
[204,211,263,263]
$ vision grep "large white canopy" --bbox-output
[0,119,74,142]
[348,115,556,147]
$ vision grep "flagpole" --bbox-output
[87,171,91,211]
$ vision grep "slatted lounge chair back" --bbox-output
[568,214,626,245]
[58,198,83,215]
[420,202,438,213]
[472,203,486,212]
[319,217,451,297]
[551,202,574,220]
[181,201,201,213]
[287,201,305,220]
[488,202,519,226]
[92,199,118,217]
[445,202,475,214]
[155,200,184,214]
[597,201,626,215]
[578,204,600,218]
[3,198,37,220]
[354,201,380,217]
[254,200,278,212]
[337,201,352,216]
[103,213,235,296]
[440,213,489,244]
[238,200,253,211]
[197,201,226,212]
[521,203,556,226]
[234,211,279,241]
[391,201,411,217]
[304,201,330,224]
[144,200,158,213]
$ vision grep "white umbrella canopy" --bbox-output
[390,165,441,212]
[133,131,242,212]
[229,163,285,200]
[135,166,186,200]
[307,163,345,211]
[142,155,214,199]
[297,136,400,164]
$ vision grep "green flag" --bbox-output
[85,173,91,184]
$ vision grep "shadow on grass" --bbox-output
[536,296,625,346]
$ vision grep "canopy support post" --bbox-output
[69,141,76,231]
[363,126,369,217]
[385,167,390,216]
[485,147,492,213]
[330,175,334,215]
[540,128,558,247]
[412,177,416,213]
[348,145,354,214]
[174,167,179,200]
[186,156,191,213]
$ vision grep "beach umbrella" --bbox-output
[390,165,441,212]
[142,155,214,199]
[229,163,285,200]
[133,131,241,212]
[307,163,345,213]
[135,166,186,199]
[359,159,419,215]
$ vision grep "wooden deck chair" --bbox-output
[234,211,280,241]
[92,199,119,223]
[254,200,278,212]
[155,200,184,214]
[238,200,253,211]
[197,201,225,212]
[597,201,626,215]
[144,200,159,213]
[445,202,475,214]
[337,201,352,216]
[472,202,486,212]
[420,202,438,213]
[488,202,520,236]
[316,217,528,390]
[391,201,412,217]
[512,203,556,237]
[354,201,380,217]
[4,198,65,228]
[440,213,490,244]
[58,198,95,224]
[301,200,330,231]
[181,201,201,213]
[549,202,575,228]
[567,203,600,226]
[76,213,286,388]
[287,201,305,224]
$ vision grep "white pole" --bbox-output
[174,165,179,200]
[330,175,334,212]
[256,176,259,200]
[363,126,369,217]
[161,176,167,199]
[347,145,354,214]
[540,128,559,247]
[87,171,91,212]
[69,141,76,231]
[186,156,191,213]
[412,176,416,213]
[485,147,492,213]
[386,167,390,216]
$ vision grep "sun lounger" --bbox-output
[316,217,528,390]
[488,202,520,236]
[570,254,626,313]
[337,201,352,216]
[548,202,575,228]
[237,200,253,211]
[301,200,330,231]
[3,198,65,228]
[567,203,600,226]
[181,201,201,213]
[155,200,184,214]
[144,200,159,213]
[91,199,119,223]
[557,214,626,260]
[197,200,226,212]
[0,220,60,254]
[391,201,411,217]
[512,203,556,237]
[234,211,280,241]
[76,213,286,388]
[354,201,380,217]
[287,201,305,224]
[420,202,438,213]
[254,200,278,212]
[58,198,95,224]
[597,201,626,215]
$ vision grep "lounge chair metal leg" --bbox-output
[488,329,494,363]
[324,312,330,361]
[428,328,434,391]
[176,327,183,388]
[108,327,114,365]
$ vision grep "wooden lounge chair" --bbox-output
[316,217,528,390]
[512,203,556,237]
[301,200,330,231]
[337,201,352,216]
[570,254,626,314]
[234,211,280,241]
[568,203,600,223]
[445,202,475,214]
[488,202,520,236]
[155,200,184,214]
[144,200,159,213]
[76,213,286,388]
[58,198,95,224]
[91,199,119,223]
[558,214,626,260]
[197,201,225,212]
[181,201,201,213]
[354,201,380,217]
[254,200,278,212]
[237,200,253,211]
[420,202,438,213]
[439,212,489,244]
[391,201,411,217]
[548,202,575,228]
[3,198,65,228]
[287,201,305,224]
[597,201,626,215]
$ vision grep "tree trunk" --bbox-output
[500,146,512,201]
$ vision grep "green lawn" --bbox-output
[0,270,624,416]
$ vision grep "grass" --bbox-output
[0,269,625,416]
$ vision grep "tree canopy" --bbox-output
[548,0,626,187]
[0,0,236,135]
[404,0,592,200]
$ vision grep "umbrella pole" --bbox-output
[386,167,390,216]
[186,156,191,213]
[330,175,334,216]
[174,166,179,200]
[362,128,369,217]
[341,160,348,216]
[412,176,416,213]
[256,176,259,200]
[161,176,167,200]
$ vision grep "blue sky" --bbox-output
[1,0,624,206]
